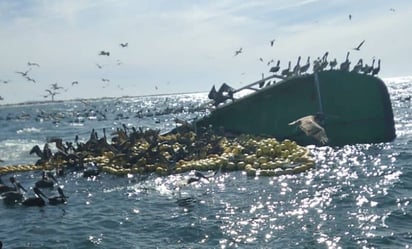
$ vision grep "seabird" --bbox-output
[15,69,31,77]
[281,61,291,77]
[27,62,40,67]
[270,39,275,47]
[35,171,58,188]
[51,83,64,90]
[269,60,280,73]
[102,78,110,83]
[99,50,110,56]
[208,83,235,106]
[293,56,301,75]
[340,52,351,71]
[2,80,10,84]
[25,76,36,83]
[0,177,24,194]
[389,8,395,12]
[288,114,329,144]
[299,57,310,74]
[329,58,337,70]
[1,178,27,204]
[47,187,68,205]
[234,47,243,56]
[352,59,363,73]
[259,57,264,62]
[372,59,380,76]
[96,63,103,69]
[22,187,47,207]
[320,52,329,70]
[72,81,79,85]
[120,42,128,47]
[353,40,365,51]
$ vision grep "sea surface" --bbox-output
[0,77,411,249]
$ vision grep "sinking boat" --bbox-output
[194,70,396,146]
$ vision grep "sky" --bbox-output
[0,0,411,104]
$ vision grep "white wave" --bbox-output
[0,139,43,164]
[16,127,41,134]
[383,75,412,84]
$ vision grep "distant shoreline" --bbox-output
[0,91,207,108]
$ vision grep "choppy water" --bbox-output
[0,78,411,249]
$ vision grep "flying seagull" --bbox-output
[71,81,79,86]
[120,42,128,47]
[288,114,329,144]
[353,40,365,51]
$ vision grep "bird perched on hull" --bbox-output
[288,114,329,144]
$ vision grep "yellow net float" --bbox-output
[1,135,315,177]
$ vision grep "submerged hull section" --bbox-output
[194,71,396,146]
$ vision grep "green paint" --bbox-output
[194,71,395,146]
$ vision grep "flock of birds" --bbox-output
[234,39,380,87]
[0,42,130,102]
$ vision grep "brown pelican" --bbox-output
[289,114,329,144]
[0,177,25,194]
[47,187,68,205]
[35,171,58,188]
[353,40,365,51]
[120,42,128,47]
[329,58,338,70]
[208,83,235,106]
[234,48,242,56]
[1,179,27,205]
[269,60,280,73]
[22,187,46,207]
[293,56,301,75]
[372,59,380,76]
[352,59,363,73]
[320,52,329,70]
[281,61,291,77]
[340,52,351,71]
[30,144,52,165]
[300,57,310,74]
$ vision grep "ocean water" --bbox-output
[0,77,411,249]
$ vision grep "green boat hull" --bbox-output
[194,70,396,146]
